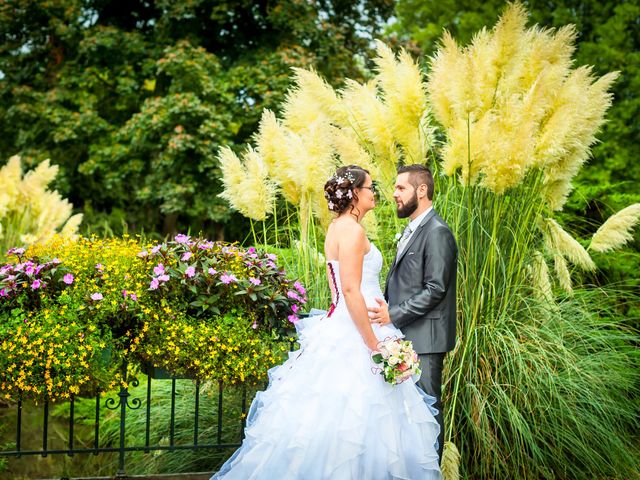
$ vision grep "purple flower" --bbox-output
[158,274,170,282]
[130,293,138,301]
[52,258,61,265]
[151,245,163,254]
[95,263,104,272]
[208,267,217,275]
[149,278,160,290]
[249,277,261,285]
[266,261,277,269]
[0,265,12,275]
[248,247,256,254]
[185,266,196,278]
[266,253,277,261]
[122,289,128,297]
[287,314,300,324]
[291,304,299,313]
[198,241,214,250]
[294,281,306,295]
[220,273,238,284]
[175,234,190,244]
[63,274,74,285]
[90,292,103,301]
[252,322,258,329]
[137,250,149,258]
[153,264,165,276]
[0,289,7,297]
[30,279,42,290]
[7,247,25,256]
[181,252,192,261]
[24,265,36,276]
[287,290,302,302]
[35,264,45,275]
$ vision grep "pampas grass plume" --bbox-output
[590,203,640,253]
[441,441,460,480]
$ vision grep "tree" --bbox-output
[0,0,395,238]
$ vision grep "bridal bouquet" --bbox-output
[371,338,421,385]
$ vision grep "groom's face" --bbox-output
[393,173,418,219]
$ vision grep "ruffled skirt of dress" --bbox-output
[211,307,442,480]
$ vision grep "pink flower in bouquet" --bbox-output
[137,250,149,258]
[185,266,196,278]
[95,263,104,272]
[52,258,61,265]
[266,253,277,261]
[249,277,261,285]
[291,304,299,313]
[90,292,103,301]
[208,267,217,275]
[153,264,165,276]
[151,245,163,254]
[149,278,160,290]
[130,293,138,301]
[30,279,42,289]
[24,264,36,276]
[181,252,192,261]
[0,288,7,297]
[63,274,74,285]
[288,314,299,323]
[158,274,170,282]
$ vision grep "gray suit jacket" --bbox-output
[384,209,457,354]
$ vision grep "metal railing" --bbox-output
[0,361,255,478]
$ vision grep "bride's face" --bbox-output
[354,174,377,214]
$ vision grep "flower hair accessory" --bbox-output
[331,171,356,185]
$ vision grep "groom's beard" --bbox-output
[396,193,418,218]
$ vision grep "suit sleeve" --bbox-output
[389,226,456,329]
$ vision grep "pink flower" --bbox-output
[130,293,138,301]
[249,277,261,285]
[151,245,162,254]
[137,250,149,258]
[90,292,103,301]
[287,314,299,324]
[220,273,237,284]
[175,234,190,244]
[248,247,256,254]
[185,266,196,278]
[294,281,306,295]
[63,274,74,285]
[122,289,128,297]
[52,258,61,265]
[291,304,299,313]
[208,267,217,275]
[0,288,7,297]
[252,322,258,329]
[266,253,277,261]
[158,274,170,282]
[149,278,160,290]
[30,279,42,289]
[153,264,165,276]
[7,247,25,256]
[95,263,104,272]
[181,252,192,261]
[24,265,35,276]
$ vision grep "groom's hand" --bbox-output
[368,298,391,325]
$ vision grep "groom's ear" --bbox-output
[417,183,428,198]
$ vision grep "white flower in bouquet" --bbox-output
[371,338,421,385]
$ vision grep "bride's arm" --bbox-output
[338,227,380,351]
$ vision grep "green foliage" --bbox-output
[0,0,395,237]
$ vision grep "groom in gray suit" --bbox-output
[368,164,457,461]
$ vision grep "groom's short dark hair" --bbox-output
[397,164,434,200]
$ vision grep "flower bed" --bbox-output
[0,235,306,401]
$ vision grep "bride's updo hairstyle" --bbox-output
[324,165,369,215]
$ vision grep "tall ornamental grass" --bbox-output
[0,155,82,259]
[217,3,639,478]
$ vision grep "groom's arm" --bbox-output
[388,226,456,329]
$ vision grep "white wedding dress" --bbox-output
[211,243,442,479]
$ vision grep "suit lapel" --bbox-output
[387,209,437,283]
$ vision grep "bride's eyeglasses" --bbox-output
[361,181,378,196]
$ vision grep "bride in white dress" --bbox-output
[211,165,442,480]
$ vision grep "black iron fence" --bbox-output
[0,361,255,479]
